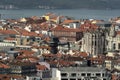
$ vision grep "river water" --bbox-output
[0,9,120,20]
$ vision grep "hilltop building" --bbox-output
[81,29,106,56]
[106,24,120,51]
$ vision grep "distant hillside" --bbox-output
[0,0,120,9]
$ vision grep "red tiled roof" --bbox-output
[44,13,57,17]
[61,20,80,24]
[20,50,35,54]
[55,53,63,58]
[4,37,16,41]
[67,57,84,61]
[0,53,6,58]
[112,74,120,80]
[89,57,104,64]
[105,56,114,60]
[0,63,10,69]
[0,29,19,35]
[0,74,23,80]
[48,60,75,67]
[32,46,50,50]
[31,16,40,20]
[73,52,88,58]
[17,50,35,57]
[80,21,98,32]
[7,19,18,23]
[116,31,120,35]
[14,27,42,37]
[50,16,65,21]
[42,53,54,57]
[40,22,52,30]
[44,36,51,42]
[28,57,39,62]
[51,25,81,32]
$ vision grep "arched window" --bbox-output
[113,43,116,50]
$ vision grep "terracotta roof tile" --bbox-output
[67,57,84,61]
[32,46,50,50]
[17,50,35,57]
[0,74,24,80]
[55,53,63,58]
[40,22,52,30]
[42,53,54,57]
[80,21,99,32]
[0,29,19,35]
[116,31,120,35]
[89,57,104,65]
[61,20,80,24]
[48,60,75,67]
[14,27,42,37]
[4,37,16,41]
[0,63,10,69]
[51,25,81,32]
[44,36,51,42]
[73,52,88,58]
[44,13,57,18]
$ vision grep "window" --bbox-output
[92,40,94,45]
[95,40,96,46]
[87,73,91,76]
[81,73,86,76]
[20,38,23,45]
[61,73,68,77]
[102,73,105,77]
[70,79,76,80]
[71,73,76,77]
[61,79,68,80]
[113,43,116,50]
[96,73,101,77]
[118,43,120,49]
[27,38,29,42]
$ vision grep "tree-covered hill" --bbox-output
[0,0,120,9]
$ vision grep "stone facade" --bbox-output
[81,29,106,56]
[60,67,111,80]
[106,25,120,51]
